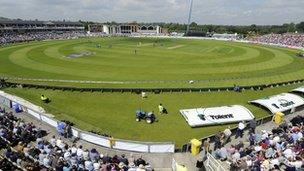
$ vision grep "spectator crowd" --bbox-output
[209,115,304,171]
[248,33,304,48]
[0,107,46,170]
[1,31,304,49]
[0,107,152,171]
[0,31,87,46]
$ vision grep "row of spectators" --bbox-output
[0,155,23,171]
[2,31,304,49]
[31,136,152,171]
[0,31,87,45]
[210,115,303,171]
[248,33,304,48]
[0,107,46,170]
[0,107,152,171]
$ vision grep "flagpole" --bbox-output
[186,0,194,35]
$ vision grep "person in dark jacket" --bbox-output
[214,132,222,151]
[249,119,257,133]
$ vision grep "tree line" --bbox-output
[80,20,304,36]
[160,22,304,36]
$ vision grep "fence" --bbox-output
[204,153,227,171]
[0,91,175,153]
[1,79,304,94]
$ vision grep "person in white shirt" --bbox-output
[270,158,280,169]
[93,162,100,171]
[273,136,280,144]
[261,130,269,140]
[297,131,303,140]
[77,145,84,158]
[83,149,90,161]
[283,148,294,159]
[288,157,303,169]
[223,126,232,144]
[84,160,93,171]
[231,150,240,163]
[245,157,252,167]
[12,126,18,134]
[71,144,77,155]
[56,137,62,147]
[56,137,66,150]
[235,121,245,138]
[36,137,43,144]
[39,151,46,163]
[50,135,56,147]
[64,150,71,160]
[43,155,51,167]
[254,145,262,152]
[44,145,52,155]
[158,104,164,114]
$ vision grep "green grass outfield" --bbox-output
[0,37,303,88]
[3,83,304,147]
[1,37,304,147]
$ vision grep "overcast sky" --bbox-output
[0,0,303,25]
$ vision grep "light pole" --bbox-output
[186,0,194,35]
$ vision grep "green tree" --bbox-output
[296,22,304,32]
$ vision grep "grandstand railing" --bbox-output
[204,153,227,171]
[0,92,175,153]
[0,155,25,171]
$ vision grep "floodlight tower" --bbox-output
[186,0,194,35]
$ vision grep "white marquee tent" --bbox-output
[250,93,304,114]
[180,105,254,127]
[290,86,304,94]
